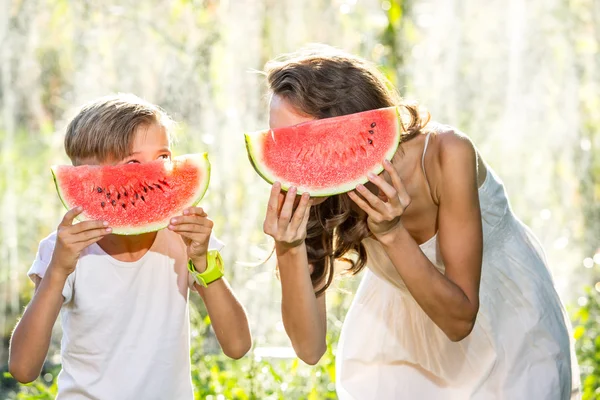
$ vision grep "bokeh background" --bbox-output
[1,0,599,399]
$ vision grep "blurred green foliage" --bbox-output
[572,287,600,400]
[2,304,340,399]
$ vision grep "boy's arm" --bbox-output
[9,266,68,383]
[9,207,110,383]
[169,207,251,359]
[192,258,252,359]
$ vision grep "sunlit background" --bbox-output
[1,0,599,399]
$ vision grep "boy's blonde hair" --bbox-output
[64,93,173,165]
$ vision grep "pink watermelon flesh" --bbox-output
[245,106,401,196]
[51,153,210,235]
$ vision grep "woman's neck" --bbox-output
[97,231,158,262]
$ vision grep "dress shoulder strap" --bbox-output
[421,132,432,187]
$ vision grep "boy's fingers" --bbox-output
[70,220,109,234]
[78,235,108,249]
[183,207,207,217]
[169,223,212,234]
[170,215,213,228]
[177,231,210,243]
[60,207,83,227]
[72,227,112,244]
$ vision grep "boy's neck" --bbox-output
[97,231,158,262]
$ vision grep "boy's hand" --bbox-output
[51,207,111,277]
[168,207,213,270]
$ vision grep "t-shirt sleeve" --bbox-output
[208,234,225,252]
[188,234,226,289]
[28,231,74,304]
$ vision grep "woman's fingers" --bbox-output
[278,186,297,228]
[382,160,411,207]
[265,182,281,226]
[355,183,388,213]
[289,192,310,232]
[348,190,383,220]
[366,171,401,208]
[299,199,312,232]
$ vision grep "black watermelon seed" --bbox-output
[369,130,374,134]
[111,200,116,206]
[106,193,111,198]
[121,203,126,209]
[101,201,105,208]
[117,193,121,200]
[141,195,145,202]
[148,185,154,190]
[143,187,147,193]
[131,201,135,206]
[154,184,161,190]
[368,139,373,144]
[124,191,128,196]
[97,187,103,193]
[135,193,139,199]
[371,122,376,128]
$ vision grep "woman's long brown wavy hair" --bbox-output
[265,46,429,296]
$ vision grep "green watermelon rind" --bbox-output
[244,106,402,197]
[51,153,211,236]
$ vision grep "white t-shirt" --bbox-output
[28,229,224,400]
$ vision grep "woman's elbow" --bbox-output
[296,341,326,365]
[446,322,475,342]
[446,314,478,342]
[223,338,252,360]
[8,360,39,384]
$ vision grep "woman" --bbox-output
[261,46,580,399]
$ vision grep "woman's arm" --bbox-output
[278,243,327,365]
[265,183,327,365]
[349,133,482,342]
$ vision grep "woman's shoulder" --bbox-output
[424,122,476,157]
[420,123,480,196]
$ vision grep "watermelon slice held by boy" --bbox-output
[51,153,210,235]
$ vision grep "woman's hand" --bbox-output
[348,159,411,239]
[263,182,312,252]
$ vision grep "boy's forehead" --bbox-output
[73,157,100,166]
[131,123,170,148]
[73,155,120,166]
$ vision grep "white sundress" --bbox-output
[335,132,581,400]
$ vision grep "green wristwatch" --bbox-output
[188,250,224,287]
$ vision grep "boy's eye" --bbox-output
[159,154,170,160]
[127,160,140,164]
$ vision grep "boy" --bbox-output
[8,94,251,399]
